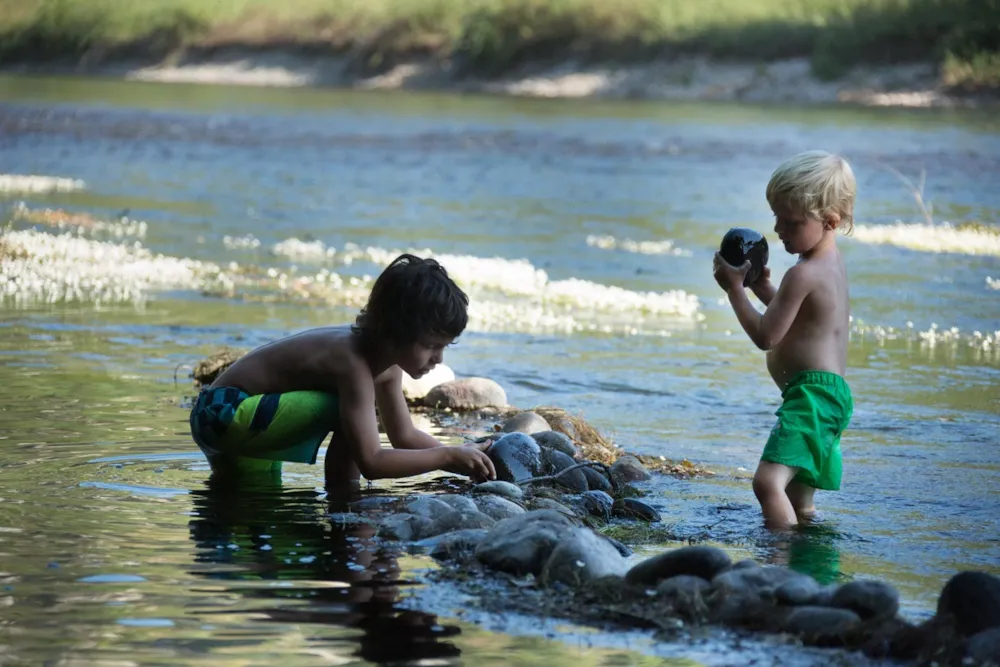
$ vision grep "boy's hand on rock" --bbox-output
[445,446,496,482]
[713,252,751,291]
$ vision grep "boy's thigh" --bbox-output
[785,480,816,512]
[222,390,340,463]
[753,461,800,489]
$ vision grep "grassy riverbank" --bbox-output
[0,0,997,90]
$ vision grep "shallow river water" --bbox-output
[1,74,998,665]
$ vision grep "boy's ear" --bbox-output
[823,211,841,230]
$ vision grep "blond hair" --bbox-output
[766,151,856,234]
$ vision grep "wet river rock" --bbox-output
[487,433,543,483]
[423,377,508,410]
[531,430,579,458]
[502,411,551,434]
[613,497,661,522]
[626,545,732,585]
[609,454,651,483]
[540,447,588,492]
[937,570,1000,636]
[471,480,523,500]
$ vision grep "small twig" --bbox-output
[517,461,617,493]
[878,161,934,226]
[173,362,192,386]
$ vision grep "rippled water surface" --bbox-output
[1,75,999,665]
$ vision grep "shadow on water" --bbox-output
[187,478,465,664]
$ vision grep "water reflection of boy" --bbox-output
[187,481,461,663]
[766,524,843,586]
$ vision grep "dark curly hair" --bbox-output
[352,254,469,345]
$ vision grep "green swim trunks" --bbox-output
[760,370,853,491]
[190,386,340,474]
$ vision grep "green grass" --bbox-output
[0,0,997,89]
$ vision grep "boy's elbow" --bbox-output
[354,452,381,480]
[753,336,772,351]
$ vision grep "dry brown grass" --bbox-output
[192,347,245,386]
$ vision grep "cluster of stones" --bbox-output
[189,357,1000,665]
[367,485,999,665]
[362,408,1000,665]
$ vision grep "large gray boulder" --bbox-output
[542,528,628,586]
[475,510,576,576]
[424,378,507,410]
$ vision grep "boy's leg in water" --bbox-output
[786,480,817,521]
[324,431,361,493]
[752,461,799,529]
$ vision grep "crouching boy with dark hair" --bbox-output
[190,253,496,488]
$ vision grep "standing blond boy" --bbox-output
[713,151,856,529]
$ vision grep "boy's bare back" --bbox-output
[210,326,366,397]
[766,246,850,389]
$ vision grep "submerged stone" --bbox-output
[487,433,542,483]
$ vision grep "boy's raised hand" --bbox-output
[713,252,751,291]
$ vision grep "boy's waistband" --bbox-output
[784,370,849,391]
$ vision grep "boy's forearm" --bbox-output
[728,288,767,349]
[751,282,776,305]
[362,447,450,479]
[394,429,443,450]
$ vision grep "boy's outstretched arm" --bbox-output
[336,360,495,480]
[374,368,446,451]
[714,254,811,350]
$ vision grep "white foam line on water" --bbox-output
[987,276,1000,291]
[270,239,702,321]
[851,222,1000,257]
[0,229,229,305]
[12,203,148,239]
[586,234,692,256]
[0,174,86,194]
